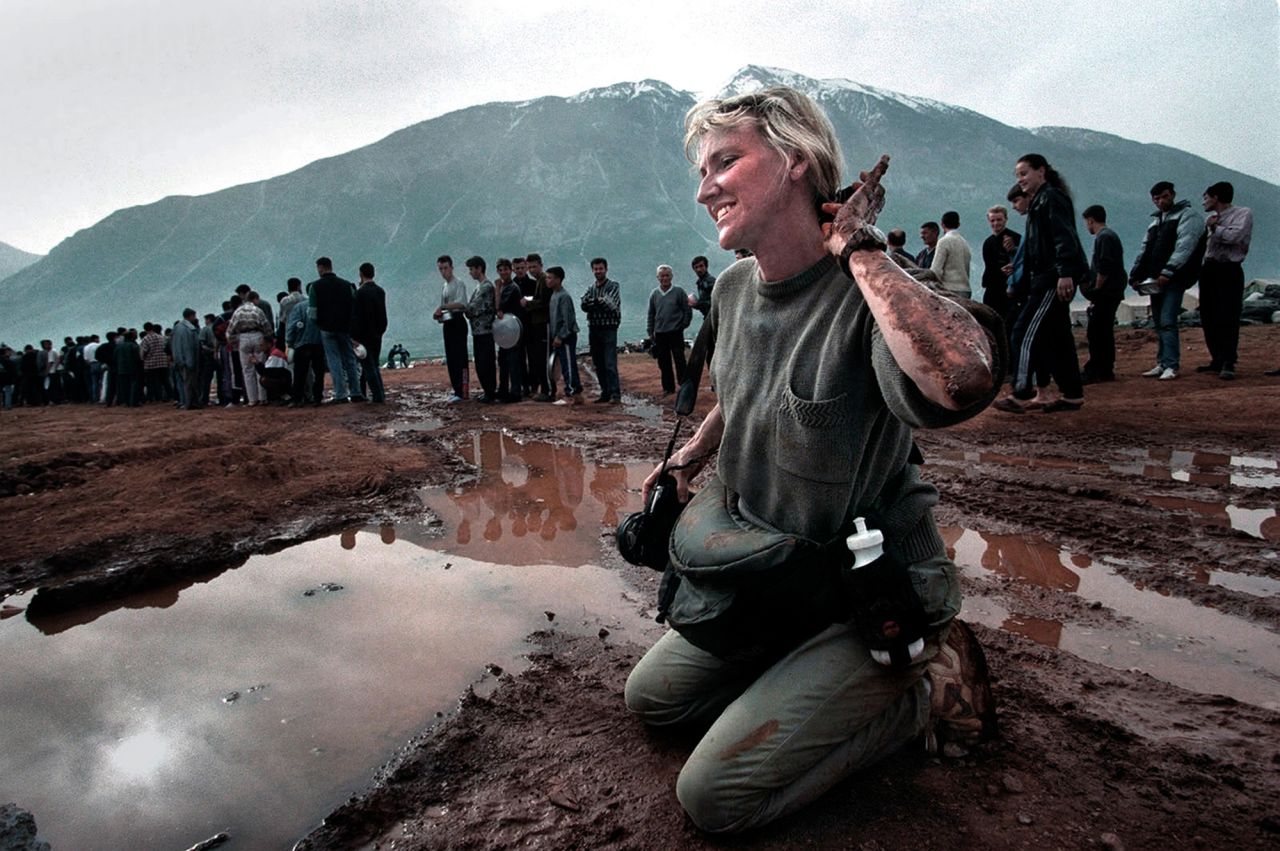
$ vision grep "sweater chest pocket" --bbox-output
[773,385,856,484]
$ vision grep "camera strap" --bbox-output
[673,318,713,418]
[654,318,716,477]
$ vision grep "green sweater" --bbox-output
[708,254,995,561]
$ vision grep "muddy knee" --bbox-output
[623,663,661,719]
[675,755,757,833]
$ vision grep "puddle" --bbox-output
[0,439,653,850]
[1113,448,1280,489]
[620,395,666,423]
[929,447,1280,489]
[1145,494,1280,542]
[1193,568,1280,598]
[418,431,649,567]
[380,415,444,435]
[945,527,1280,710]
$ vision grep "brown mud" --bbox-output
[3,325,1279,849]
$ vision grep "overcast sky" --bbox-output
[2,0,1276,255]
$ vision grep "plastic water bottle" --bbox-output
[846,517,925,666]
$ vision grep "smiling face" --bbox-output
[695,123,796,253]
[1014,160,1046,195]
[988,211,1007,234]
[656,268,673,289]
[591,261,607,283]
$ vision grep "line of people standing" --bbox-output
[432,253,625,406]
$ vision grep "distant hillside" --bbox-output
[0,241,42,284]
[2,65,1274,352]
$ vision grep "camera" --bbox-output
[616,473,685,571]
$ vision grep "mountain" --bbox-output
[2,65,1275,353]
[0,241,42,284]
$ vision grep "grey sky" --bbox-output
[2,0,1276,255]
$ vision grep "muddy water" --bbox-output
[931,446,1280,491]
[0,438,648,850]
[418,430,652,567]
[946,527,1280,710]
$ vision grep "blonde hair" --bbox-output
[987,205,1009,217]
[684,85,844,203]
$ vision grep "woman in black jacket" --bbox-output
[997,153,1088,413]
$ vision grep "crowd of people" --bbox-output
[424,249,747,407]
[0,261,416,410]
[877,174,1256,414]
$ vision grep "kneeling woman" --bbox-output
[625,86,1002,833]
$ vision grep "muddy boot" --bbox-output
[924,618,997,755]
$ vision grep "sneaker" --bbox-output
[1158,367,1178,381]
[608,396,622,405]
[552,398,569,406]
[1194,363,1221,373]
[924,619,997,754]
[532,393,553,403]
[446,395,464,404]
[592,395,610,404]
[1219,368,1236,381]
[1265,368,1280,377]
[1141,365,1164,378]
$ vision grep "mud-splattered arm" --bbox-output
[821,156,994,411]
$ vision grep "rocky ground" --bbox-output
[2,325,1278,850]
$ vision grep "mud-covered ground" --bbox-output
[3,325,1279,850]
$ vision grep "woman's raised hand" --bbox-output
[820,154,890,257]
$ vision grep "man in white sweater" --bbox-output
[930,210,973,299]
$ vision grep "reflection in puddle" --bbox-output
[946,527,1280,710]
[621,395,665,423]
[1,518,651,847]
[1145,495,1280,542]
[419,432,647,566]
[929,447,1280,489]
[1112,448,1279,488]
[380,415,444,435]
[1193,568,1280,598]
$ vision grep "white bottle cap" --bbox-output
[845,517,884,567]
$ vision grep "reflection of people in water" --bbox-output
[590,463,629,527]
[430,433,635,561]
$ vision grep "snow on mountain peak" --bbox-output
[716,65,967,117]
[567,79,689,104]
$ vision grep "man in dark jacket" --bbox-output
[981,205,1021,335]
[114,330,143,407]
[1081,205,1126,383]
[172,309,203,409]
[307,256,362,403]
[1129,182,1206,380]
[523,253,552,401]
[352,261,388,403]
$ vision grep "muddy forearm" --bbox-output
[846,251,994,410]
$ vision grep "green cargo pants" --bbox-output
[624,552,959,833]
